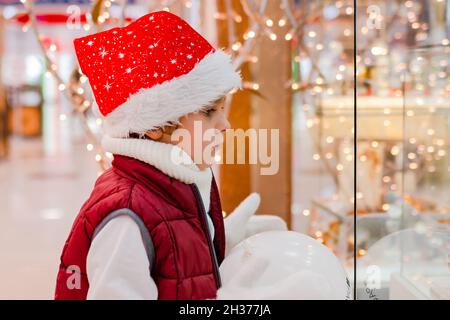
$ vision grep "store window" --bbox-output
[356,1,450,299]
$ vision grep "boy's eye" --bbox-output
[202,107,217,116]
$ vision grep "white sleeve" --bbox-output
[86,215,158,300]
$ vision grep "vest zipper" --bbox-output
[191,184,222,289]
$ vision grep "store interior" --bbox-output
[0,0,449,300]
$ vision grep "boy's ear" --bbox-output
[145,129,163,141]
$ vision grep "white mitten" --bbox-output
[224,193,261,255]
[224,193,288,255]
[245,215,287,239]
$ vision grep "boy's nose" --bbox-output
[219,116,231,132]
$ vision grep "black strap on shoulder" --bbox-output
[92,208,155,274]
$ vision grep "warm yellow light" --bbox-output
[249,56,258,63]
[391,146,400,156]
[231,42,241,51]
[409,163,418,170]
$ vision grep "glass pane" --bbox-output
[400,45,450,300]
[356,0,450,300]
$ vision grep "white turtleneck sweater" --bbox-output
[86,137,216,300]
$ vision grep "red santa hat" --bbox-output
[74,11,241,138]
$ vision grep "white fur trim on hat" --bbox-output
[93,50,242,138]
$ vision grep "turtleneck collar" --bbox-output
[102,135,213,212]
[102,135,212,185]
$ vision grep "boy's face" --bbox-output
[150,96,230,170]
[177,96,230,170]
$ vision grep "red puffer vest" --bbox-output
[54,155,225,300]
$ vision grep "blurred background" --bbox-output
[0,0,448,299]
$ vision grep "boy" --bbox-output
[54,11,285,300]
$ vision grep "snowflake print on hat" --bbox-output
[74,11,242,138]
